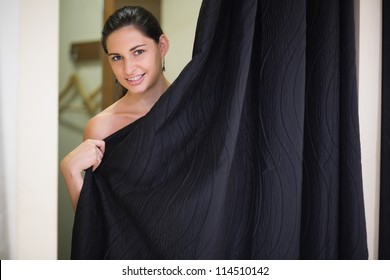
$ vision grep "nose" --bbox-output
[123,58,136,75]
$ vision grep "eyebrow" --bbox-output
[108,44,146,56]
[130,44,146,51]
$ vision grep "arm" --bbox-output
[61,118,106,211]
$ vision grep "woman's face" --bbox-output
[106,25,168,96]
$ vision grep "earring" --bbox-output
[162,58,166,72]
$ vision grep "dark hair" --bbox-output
[101,6,163,54]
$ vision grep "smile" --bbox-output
[127,73,145,82]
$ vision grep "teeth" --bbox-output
[128,74,144,82]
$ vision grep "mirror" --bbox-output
[58,0,202,259]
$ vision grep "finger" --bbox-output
[92,156,102,172]
[94,140,105,153]
[95,147,104,159]
[84,140,104,158]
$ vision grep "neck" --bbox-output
[124,77,170,108]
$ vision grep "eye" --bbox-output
[111,55,122,61]
[133,49,145,56]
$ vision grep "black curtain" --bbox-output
[379,0,390,260]
[71,0,368,259]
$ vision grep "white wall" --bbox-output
[0,0,19,260]
[356,0,382,260]
[0,0,59,259]
[161,0,203,83]
[17,0,59,259]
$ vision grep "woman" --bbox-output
[66,1,368,260]
[61,6,170,211]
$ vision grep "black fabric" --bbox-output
[71,0,368,259]
[379,0,390,260]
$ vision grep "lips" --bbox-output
[126,73,145,85]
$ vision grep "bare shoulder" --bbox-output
[83,111,114,141]
[83,101,121,140]
[83,98,141,141]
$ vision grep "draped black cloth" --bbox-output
[379,0,390,260]
[71,0,368,259]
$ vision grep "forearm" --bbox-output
[60,138,105,211]
[61,158,84,211]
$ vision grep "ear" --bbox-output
[159,34,169,58]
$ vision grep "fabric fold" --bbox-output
[71,0,368,260]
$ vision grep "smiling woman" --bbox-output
[57,0,202,260]
[105,25,169,98]
[61,6,170,211]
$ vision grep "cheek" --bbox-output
[148,55,162,72]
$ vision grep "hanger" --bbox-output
[59,74,101,116]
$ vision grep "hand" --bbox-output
[62,139,106,174]
[61,139,105,211]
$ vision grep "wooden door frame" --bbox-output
[102,0,116,109]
